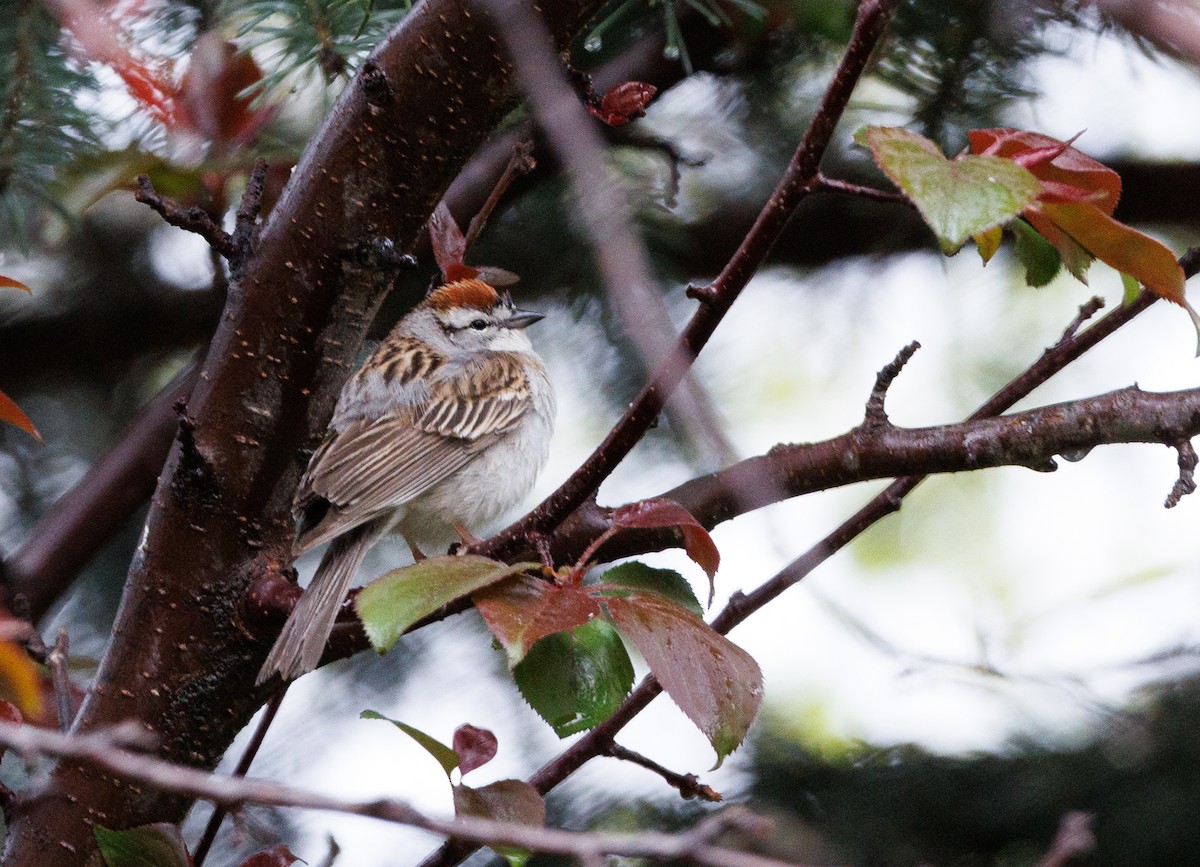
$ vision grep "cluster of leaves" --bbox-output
[361,717,546,864]
[857,125,1196,344]
[356,499,762,766]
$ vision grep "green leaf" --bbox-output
[360,711,460,778]
[857,126,1042,253]
[599,562,703,616]
[474,575,601,667]
[513,619,634,737]
[605,594,762,767]
[452,779,547,866]
[1010,218,1061,287]
[94,823,191,867]
[356,556,538,653]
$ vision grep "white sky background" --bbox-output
[147,22,1200,867]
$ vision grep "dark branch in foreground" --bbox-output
[0,723,802,867]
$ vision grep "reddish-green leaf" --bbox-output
[238,844,301,867]
[360,711,459,778]
[600,562,703,615]
[0,390,41,443]
[94,823,192,867]
[612,498,719,601]
[606,594,762,766]
[453,723,498,776]
[474,575,601,666]
[453,779,546,865]
[968,128,1121,215]
[0,701,21,763]
[0,275,30,292]
[857,126,1042,253]
[1035,202,1186,305]
[356,556,538,653]
[513,618,634,737]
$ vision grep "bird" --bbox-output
[257,277,556,683]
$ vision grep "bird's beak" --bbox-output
[505,309,544,329]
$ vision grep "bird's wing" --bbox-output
[294,352,533,553]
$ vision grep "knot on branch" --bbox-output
[359,60,394,108]
[1165,438,1198,508]
[171,398,218,506]
[864,341,920,428]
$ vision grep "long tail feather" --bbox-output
[257,521,384,684]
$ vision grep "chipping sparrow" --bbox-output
[257,277,556,683]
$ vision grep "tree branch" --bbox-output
[0,722,803,867]
[474,0,907,563]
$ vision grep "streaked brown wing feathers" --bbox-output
[294,352,533,553]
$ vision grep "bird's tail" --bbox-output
[257,522,383,684]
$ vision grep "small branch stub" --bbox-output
[1165,438,1198,508]
[865,341,921,426]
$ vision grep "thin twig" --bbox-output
[463,141,536,249]
[0,722,810,867]
[475,0,906,565]
[135,175,236,259]
[477,0,738,469]
[813,173,913,206]
[604,741,722,802]
[192,688,287,866]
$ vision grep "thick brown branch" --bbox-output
[0,0,611,861]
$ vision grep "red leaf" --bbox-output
[176,32,271,145]
[474,575,601,666]
[968,128,1121,216]
[606,594,761,766]
[239,844,301,867]
[612,499,720,601]
[452,724,498,776]
[0,275,30,292]
[589,81,657,126]
[0,390,41,443]
[430,202,468,280]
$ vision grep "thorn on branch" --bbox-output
[685,283,718,305]
[602,740,722,802]
[135,175,236,261]
[464,140,537,249]
[865,341,920,427]
[1165,438,1197,508]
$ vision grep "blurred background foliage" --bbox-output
[4,0,1200,864]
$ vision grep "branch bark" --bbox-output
[0,0,608,862]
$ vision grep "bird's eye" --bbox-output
[469,319,488,330]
